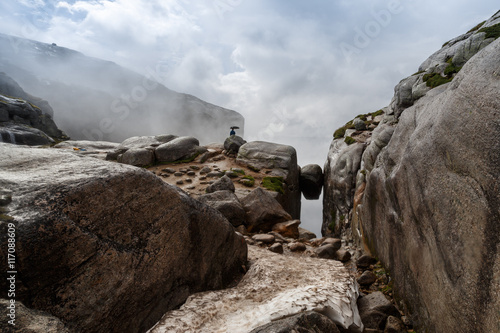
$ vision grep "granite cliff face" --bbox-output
[323,11,500,333]
[0,33,244,144]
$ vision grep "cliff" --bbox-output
[322,11,500,333]
[0,33,244,144]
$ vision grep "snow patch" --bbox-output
[148,246,363,333]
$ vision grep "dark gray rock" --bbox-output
[0,123,54,145]
[119,148,154,167]
[384,316,406,333]
[314,244,338,259]
[358,292,400,330]
[197,190,246,227]
[237,141,301,219]
[241,187,292,232]
[289,242,307,252]
[335,249,352,262]
[300,164,324,200]
[298,227,317,240]
[224,135,246,154]
[249,311,340,333]
[206,174,235,193]
[0,144,247,333]
[353,117,367,131]
[357,271,377,286]
[155,136,206,163]
[357,255,377,269]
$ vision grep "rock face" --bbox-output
[206,174,235,193]
[0,74,67,144]
[237,141,301,219]
[299,164,324,200]
[0,144,247,333]
[155,136,206,163]
[322,12,500,333]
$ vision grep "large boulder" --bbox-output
[197,190,247,227]
[0,144,247,333]
[237,141,301,219]
[0,123,55,146]
[206,174,235,193]
[224,135,246,154]
[118,147,155,167]
[300,164,324,200]
[249,311,340,333]
[155,136,207,163]
[241,187,292,232]
[106,134,177,161]
[358,38,500,332]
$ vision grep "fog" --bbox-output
[1,1,498,236]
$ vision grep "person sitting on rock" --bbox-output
[230,128,236,136]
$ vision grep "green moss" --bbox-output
[412,70,426,76]
[478,22,500,39]
[247,165,261,172]
[231,168,245,175]
[261,176,284,194]
[339,215,345,223]
[423,73,452,88]
[468,20,486,33]
[344,136,356,145]
[333,127,346,139]
[0,213,14,221]
[241,175,255,187]
[371,109,384,117]
[443,58,462,77]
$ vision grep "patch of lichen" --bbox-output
[241,175,255,187]
[261,176,284,194]
[478,22,500,39]
[423,58,462,88]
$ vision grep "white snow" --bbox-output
[148,245,363,333]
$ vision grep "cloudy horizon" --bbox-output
[1,0,498,234]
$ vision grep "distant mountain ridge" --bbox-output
[0,33,244,143]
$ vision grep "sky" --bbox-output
[0,0,498,234]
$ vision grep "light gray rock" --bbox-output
[300,164,324,200]
[322,140,365,236]
[359,37,500,333]
[252,234,275,244]
[119,147,154,167]
[54,140,119,151]
[241,187,293,232]
[206,174,235,193]
[197,190,246,227]
[314,244,338,260]
[0,299,70,333]
[298,227,317,240]
[249,311,340,333]
[237,141,301,219]
[155,136,206,163]
[335,249,352,262]
[224,135,246,154]
[0,144,247,333]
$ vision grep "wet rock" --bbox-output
[357,271,377,286]
[224,135,247,154]
[206,174,235,193]
[155,136,206,163]
[252,234,275,244]
[119,148,154,167]
[249,311,340,333]
[271,220,300,239]
[268,243,283,254]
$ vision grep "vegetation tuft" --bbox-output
[344,136,356,145]
[478,22,500,39]
[241,175,255,187]
[468,20,486,33]
[261,176,284,194]
[333,109,384,139]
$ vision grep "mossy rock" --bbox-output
[240,175,255,187]
[261,176,284,194]
[423,73,452,88]
[478,22,500,39]
[333,127,346,139]
[344,136,356,145]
